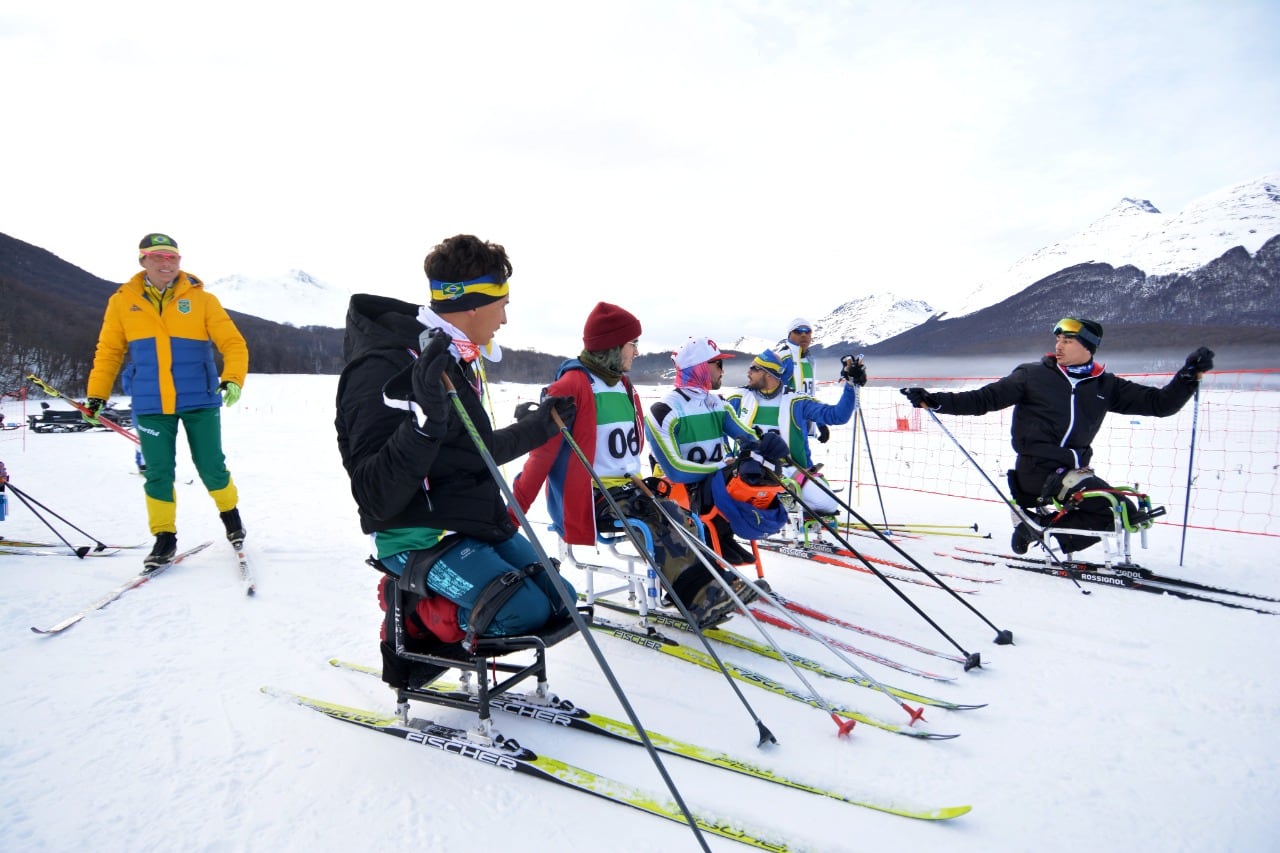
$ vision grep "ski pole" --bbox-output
[785,455,1014,647]
[26,375,140,445]
[841,354,865,531]
[855,389,892,532]
[677,520,929,725]
[628,476,859,737]
[4,484,90,558]
[438,372,710,852]
[844,521,979,531]
[840,522,991,540]
[5,482,113,552]
[845,409,859,532]
[920,407,1086,591]
[1178,387,1200,567]
[767,468,987,669]
[545,410,778,747]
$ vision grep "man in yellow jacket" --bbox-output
[87,233,250,570]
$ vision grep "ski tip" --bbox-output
[931,804,974,820]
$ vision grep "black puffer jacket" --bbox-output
[931,354,1196,482]
[335,294,553,540]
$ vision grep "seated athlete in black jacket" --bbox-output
[902,318,1212,555]
[335,234,576,687]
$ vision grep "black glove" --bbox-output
[840,355,867,386]
[83,397,106,425]
[537,395,576,436]
[410,329,454,439]
[816,423,830,443]
[756,431,789,463]
[900,387,938,409]
[1039,468,1066,504]
[513,401,539,421]
[1177,346,1215,382]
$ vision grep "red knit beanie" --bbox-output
[583,302,642,351]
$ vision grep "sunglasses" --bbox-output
[143,252,180,262]
[792,326,812,334]
[709,359,724,368]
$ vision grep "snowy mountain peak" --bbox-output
[950,171,1280,318]
[729,294,934,352]
[1119,197,1162,214]
[726,334,777,356]
[812,293,936,349]
[208,269,352,328]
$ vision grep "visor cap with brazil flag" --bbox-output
[139,233,179,258]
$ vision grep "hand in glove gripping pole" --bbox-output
[756,431,790,463]
[514,395,577,440]
[840,354,867,386]
[900,387,939,410]
[1177,346,1215,383]
[410,328,455,439]
[735,431,786,485]
[82,397,106,425]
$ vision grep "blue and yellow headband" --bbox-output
[428,274,510,311]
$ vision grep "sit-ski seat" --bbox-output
[562,513,705,617]
[374,542,584,742]
[1007,470,1167,565]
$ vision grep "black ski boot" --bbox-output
[144,532,177,572]
[220,508,246,549]
[1011,522,1037,555]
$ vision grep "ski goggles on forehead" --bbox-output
[1053,318,1084,336]
[1053,318,1100,349]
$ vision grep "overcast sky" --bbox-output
[3,1,1278,352]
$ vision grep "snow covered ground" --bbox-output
[2,374,1278,852]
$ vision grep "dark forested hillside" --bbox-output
[0,233,348,395]
[862,235,1280,358]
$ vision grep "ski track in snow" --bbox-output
[2,374,1278,852]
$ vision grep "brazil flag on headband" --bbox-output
[428,274,509,303]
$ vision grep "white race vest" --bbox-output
[589,372,641,479]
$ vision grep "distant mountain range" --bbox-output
[951,173,1280,318]
[4,173,1277,388]
[0,233,347,395]
[207,270,353,328]
[865,235,1280,365]
[799,172,1280,366]
[131,172,1280,365]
